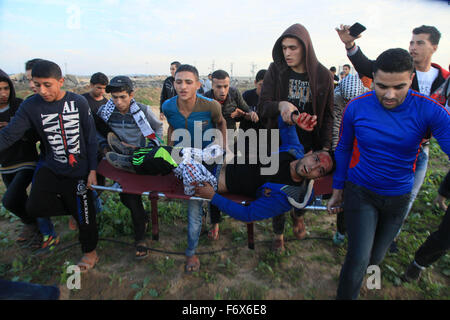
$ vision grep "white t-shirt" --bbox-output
[416,67,439,96]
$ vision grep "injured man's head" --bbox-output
[292,150,334,180]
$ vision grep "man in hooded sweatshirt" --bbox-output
[0,69,40,245]
[258,23,334,252]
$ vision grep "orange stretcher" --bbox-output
[92,159,333,249]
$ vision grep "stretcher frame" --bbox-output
[92,160,333,249]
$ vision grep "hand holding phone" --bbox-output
[349,22,366,38]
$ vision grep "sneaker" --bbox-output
[106,152,135,173]
[17,223,39,243]
[35,235,60,255]
[389,240,399,253]
[333,231,346,246]
[107,132,135,155]
[291,212,306,240]
[401,261,423,282]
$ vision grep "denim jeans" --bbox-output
[0,279,59,300]
[186,200,204,257]
[336,181,411,300]
[395,145,429,237]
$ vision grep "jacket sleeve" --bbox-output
[0,103,32,153]
[318,76,334,150]
[278,115,304,157]
[348,47,375,79]
[258,63,281,127]
[79,99,99,171]
[210,190,292,223]
[235,89,250,113]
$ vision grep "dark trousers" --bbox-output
[414,206,450,267]
[25,166,98,253]
[337,210,346,234]
[1,170,36,225]
[119,193,149,242]
[272,208,305,235]
[336,181,411,300]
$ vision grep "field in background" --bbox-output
[0,87,448,300]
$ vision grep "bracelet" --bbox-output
[346,43,355,51]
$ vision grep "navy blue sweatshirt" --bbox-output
[0,91,98,178]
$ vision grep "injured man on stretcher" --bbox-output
[105,112,335,222]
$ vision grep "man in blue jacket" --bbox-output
[327,48,450,300]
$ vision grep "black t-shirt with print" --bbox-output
[288,69,313,152]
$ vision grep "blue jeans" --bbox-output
[336,181,411,300]
[0,279,59,300]
[395,145,429,237]
[186,200,204,257]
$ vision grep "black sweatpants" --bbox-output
[414,206,450,268]
[2,170,36,225]
[25,166,98,253]
[119,193,149,243]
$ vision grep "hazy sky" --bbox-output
[0,0,449,77]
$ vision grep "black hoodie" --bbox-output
[258,24,334,150]
[0,69,38,173]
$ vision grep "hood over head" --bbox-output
[273,24,319,73]
[0,69,16,105]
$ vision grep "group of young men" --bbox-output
[0,22,449,300]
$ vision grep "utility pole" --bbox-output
[211,60,215,74]
[64,62,68,75]
[250,62,257,80]
[230,63,234,78]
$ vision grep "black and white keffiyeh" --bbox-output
[99,98,159,145]
[173,145,224,196]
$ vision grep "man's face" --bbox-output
[281,37,304,69]
[373,70,413,109]
[90,83,106,99]
[33,77,65,102]
[174,71,200,102]
[343,66,351,76]
[26,69,38,93]
[0,81,10,106]
[295,151,333,179]
[170,64,178,77]
[409,33,437,65]
[111,90,133,113]
[212,77,230,102]
[255,79,264,96]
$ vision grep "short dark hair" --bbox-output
[90,72,109,85]
[31,60,62,80]
[25,58,44,71]
[343,64,351,69]
[373,48,414,74]
[255,69,267,82]
[175,64,199,80]
[412,25,441,45]
[330,66,336,72]
[171,61,181,69]
[211,70,230,81]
